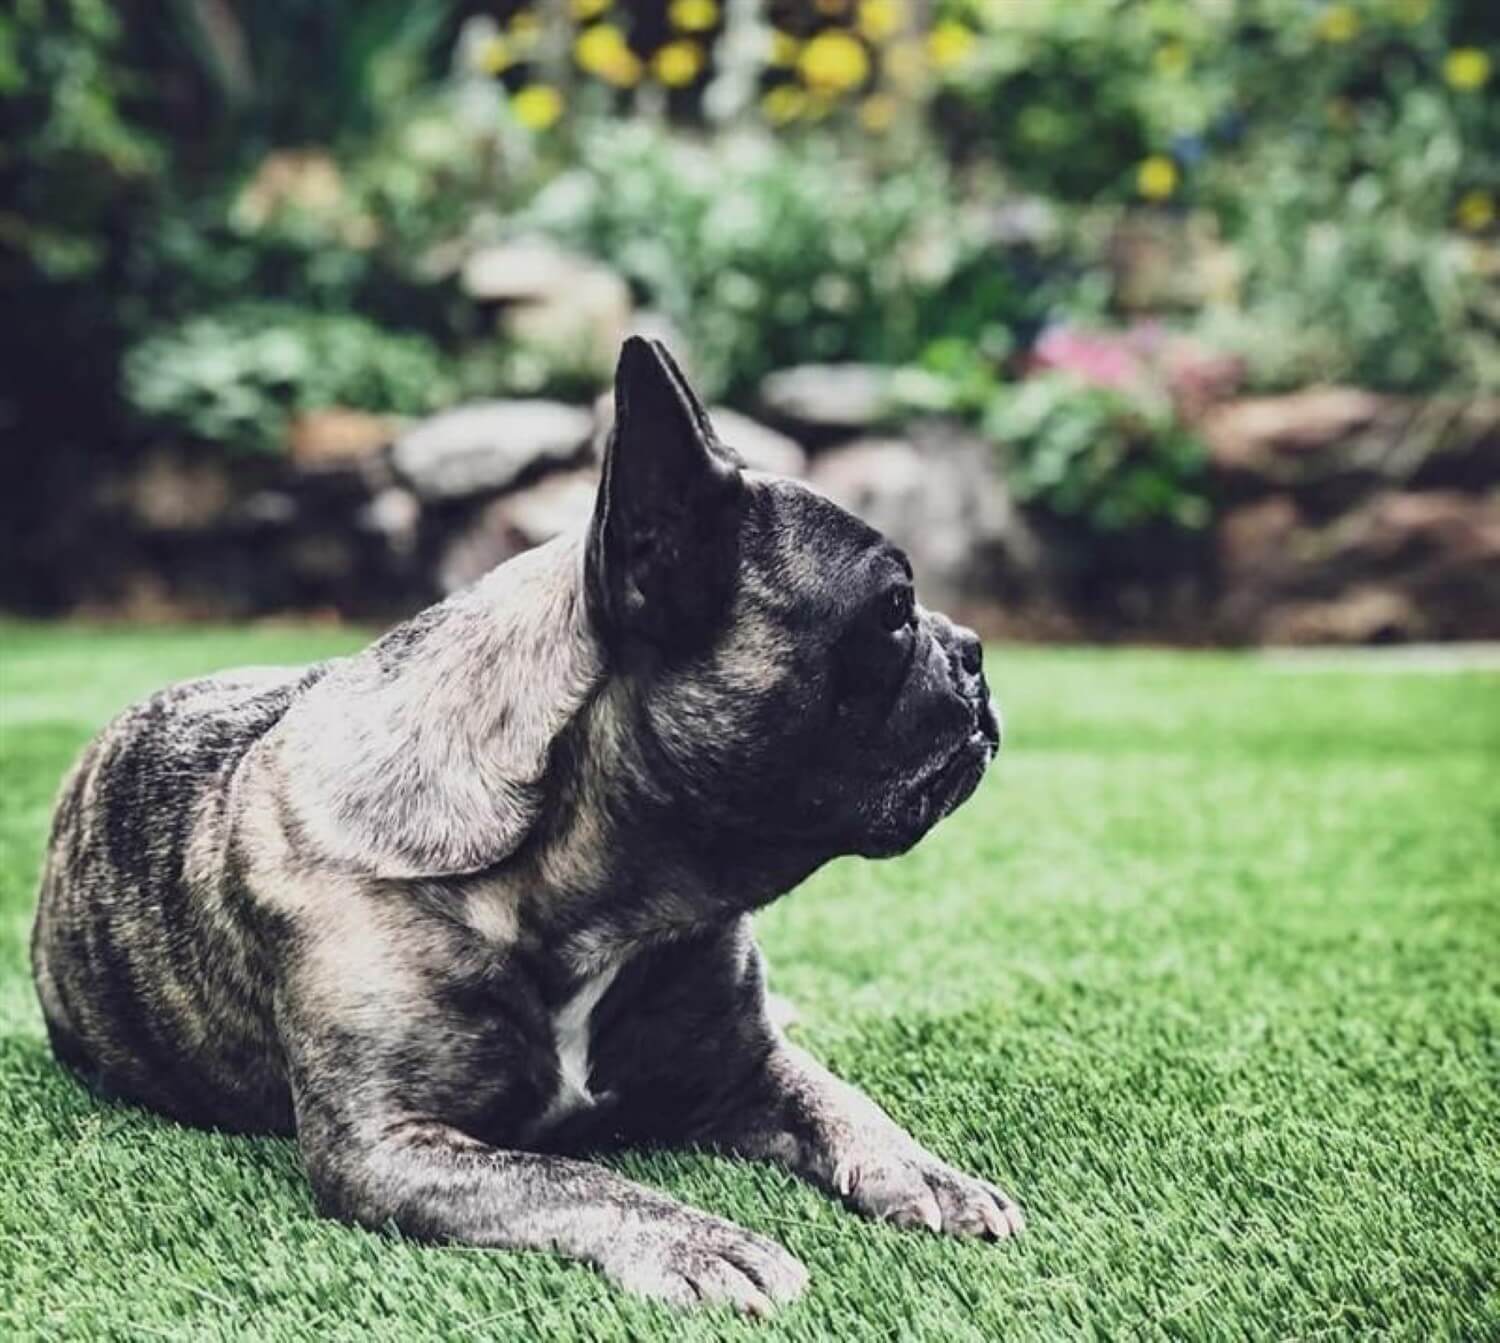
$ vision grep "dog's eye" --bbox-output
[878,585,915,633]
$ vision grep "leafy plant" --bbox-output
[983,372,1209,535]
[1197,84,1499,392]
[123,304,455,454]
[516,120,986,400]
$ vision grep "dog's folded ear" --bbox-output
[588,337,743,653]
[262,544,603,880]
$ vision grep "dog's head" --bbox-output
[276,338,998,890]
[588,338,1000,866]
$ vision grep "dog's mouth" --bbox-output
[899,693,1000,833]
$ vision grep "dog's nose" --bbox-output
[955,626,983,678]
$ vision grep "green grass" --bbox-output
[2,623,1498,1341]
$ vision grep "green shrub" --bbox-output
[984,372,1209,534]
[516,121,992,401]
[1198,85,1499,392]
[123,304,454,454]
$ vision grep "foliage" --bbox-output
[937,0,1499,392]
[1198,84,1499,392]
[517,120,986,400]
[123,305,454,454]
[983,372,1209,534]
[894,340,1210,537]
[0,0,164,281]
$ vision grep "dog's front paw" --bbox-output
[833,1140,1025,1241]
[604,1206,809,1316]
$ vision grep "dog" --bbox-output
[32,337,1020,1314]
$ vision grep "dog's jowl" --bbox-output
[32,338,1021,1314]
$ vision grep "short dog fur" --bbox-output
[32,338,1021,1314]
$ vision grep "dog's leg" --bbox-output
[719,1042,1025,1240]
[292,1097,808,1314]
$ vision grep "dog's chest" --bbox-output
[526,960,622,1138]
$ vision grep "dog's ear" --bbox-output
[266,545,603,880]
[588,337,743,652]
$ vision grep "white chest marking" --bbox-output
[530,961,622,1135]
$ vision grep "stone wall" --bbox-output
[28,376,1500,645]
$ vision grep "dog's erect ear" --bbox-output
[589,337,743,652]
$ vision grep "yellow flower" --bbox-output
[472,34,513,75]
[1316,5,1360,44]
[857,0,905,43]
[511,84,564,132]
[798,30,870,94]
[769,29,801,67]
[668,0,718,31]
[1456,189,1495,232]
[653,40,704,87]
[1154,41,1190,78]
[570,0,610,20]
[859,92,898,131]
[928,20,976,71]
[1137,155,1179,201]
[1390,0,1431,24]
[761,84,807,125]
[575,23,642,87]
[1444,48,1491,92]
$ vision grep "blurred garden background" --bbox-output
[2,0,1497,641]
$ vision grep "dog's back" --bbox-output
[31,663,328,1132]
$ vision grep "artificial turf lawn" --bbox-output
[1,622,1497,1341]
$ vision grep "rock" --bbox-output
[392,401,594,502]
[287,408,401,468]
[116,451,232,533]
[708,408,808,477]
[463,238,634,381]
[1216,489,1500,643]
[461,238,594,303]
[356,487,421,558]
[1259,587,1425,645]
[759,364,894,440]
[502,268,633,382]
[589,400,808,477]
[1218,495,1302,586]
[807,425,1042,607]
[1202,389,1500,505]
[438,468,600,594]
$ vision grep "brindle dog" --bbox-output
[33,338,1021,1315]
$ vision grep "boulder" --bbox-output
[463,238,634,381]
[1202,389,1500,505]
[589,399,808,477]
[287,408,400,468]
[392,401,594,502]
[704,407,807,478]
[461,238,595,303]
[115,451,232,533]
[438,468,600,594]
[807,425,1042,607]
[1216,489,1500,643]
[759,364,894,440]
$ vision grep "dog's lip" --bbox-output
[979,694,1002,753]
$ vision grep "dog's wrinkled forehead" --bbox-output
[738,474,906,624]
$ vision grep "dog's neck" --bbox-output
[512,681,828,977]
